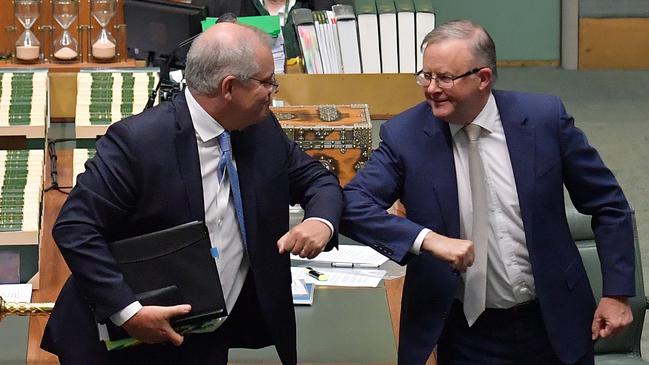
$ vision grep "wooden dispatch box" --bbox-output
[272,104,372,186]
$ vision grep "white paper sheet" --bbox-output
[292,266,385,288]
[291,245,388,267]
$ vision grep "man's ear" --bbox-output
[477,68,493,90]
[221,75,238,101]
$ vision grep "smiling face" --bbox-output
[421,38,492,125]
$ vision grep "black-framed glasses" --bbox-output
[248,76,279,93]
[415,67,487,89]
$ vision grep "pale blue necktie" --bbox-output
[217,131,247,246]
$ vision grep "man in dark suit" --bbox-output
[341,20,634,365]
[42,22,342,365]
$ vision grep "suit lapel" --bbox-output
[494,90,535,242]
[173,94,206,222]
[422,113,461,238]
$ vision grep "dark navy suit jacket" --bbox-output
[341,90,634,365]
[42,93,342,364]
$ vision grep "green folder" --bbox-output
[201,15,281,38]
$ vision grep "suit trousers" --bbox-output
[437,300,594,365]
[106,272,273,365]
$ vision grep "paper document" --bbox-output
[292,266,385,288]
[291,244,388,267]
[0,283,32,302]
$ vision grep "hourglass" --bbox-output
[53,0,79,61]
[90,0,117,61]
[14,0,41,62]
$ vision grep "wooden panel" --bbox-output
[275,74,423,120]
[579,18,649,69]
[26,149,72,365]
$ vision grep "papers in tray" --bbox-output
[291,244,388,267]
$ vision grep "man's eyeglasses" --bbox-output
[248,76,279,94]
[415,67,487,89]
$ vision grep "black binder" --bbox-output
[105,221,227,340]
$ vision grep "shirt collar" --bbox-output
[185,88,225,142]
[449,92,497,137]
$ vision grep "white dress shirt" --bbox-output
[413,93,536,308]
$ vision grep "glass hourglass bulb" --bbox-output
[14,0,42,61]
[53,0,79,60]
[91,0,116,60]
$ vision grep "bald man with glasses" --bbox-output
[340,20,634,365]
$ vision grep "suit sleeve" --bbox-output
[52,122,139,322]
[558,99,635,297]
[340,123,427,265]
[284,129,343,249]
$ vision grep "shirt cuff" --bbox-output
[410,228,431,255]
[110,301,143,326]
[304,217,334,241]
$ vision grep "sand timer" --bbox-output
[14,0,42,62]
[53,0,79,61]
[90,0,117,61]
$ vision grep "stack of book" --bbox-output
[75,69,159,139]
[0,149,44,246]
[0,70,47,139]
[293,0,435,74]
[72,148,96,187]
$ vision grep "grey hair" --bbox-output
[185,25,274,96]
[420,20,497,79]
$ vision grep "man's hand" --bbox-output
[420,231,474,272]
[591,296,633,340]
[277,220,331,259]
[121,304,191,346]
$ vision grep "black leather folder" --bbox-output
[105,221,227,340]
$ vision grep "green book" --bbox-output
[354,0,378,15]
[376,0,396,14]
[394,0,415,13]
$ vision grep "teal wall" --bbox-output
[432,0,561,61]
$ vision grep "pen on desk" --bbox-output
[306,267,328,281]
[329,262,380,268]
